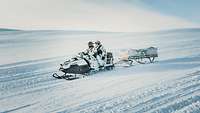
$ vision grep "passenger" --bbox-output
[94,40,106,67]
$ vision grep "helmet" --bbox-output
[95,40,101,45]
[88,41,94,48]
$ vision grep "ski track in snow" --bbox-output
[0,57,200,113]
[1,30,200,113]
[67,71,200,113]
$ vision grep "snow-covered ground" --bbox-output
[0,29,200,113]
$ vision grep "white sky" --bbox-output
[0,0,198,32]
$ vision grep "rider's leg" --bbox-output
[96,55,105,67]
[89,56,99,71]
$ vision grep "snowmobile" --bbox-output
[52,52,114,80]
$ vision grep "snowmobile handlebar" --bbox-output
[78,52,89,58]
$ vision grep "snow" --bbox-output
[0,29,200,113]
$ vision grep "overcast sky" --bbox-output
[0,0,199,32]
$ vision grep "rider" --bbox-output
[83,41,99,71]
[94,40,106,67]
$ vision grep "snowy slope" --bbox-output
[0,29,200,113]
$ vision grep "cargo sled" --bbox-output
[117,47,158,66]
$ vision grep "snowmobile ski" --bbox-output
[52,73,82,80]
